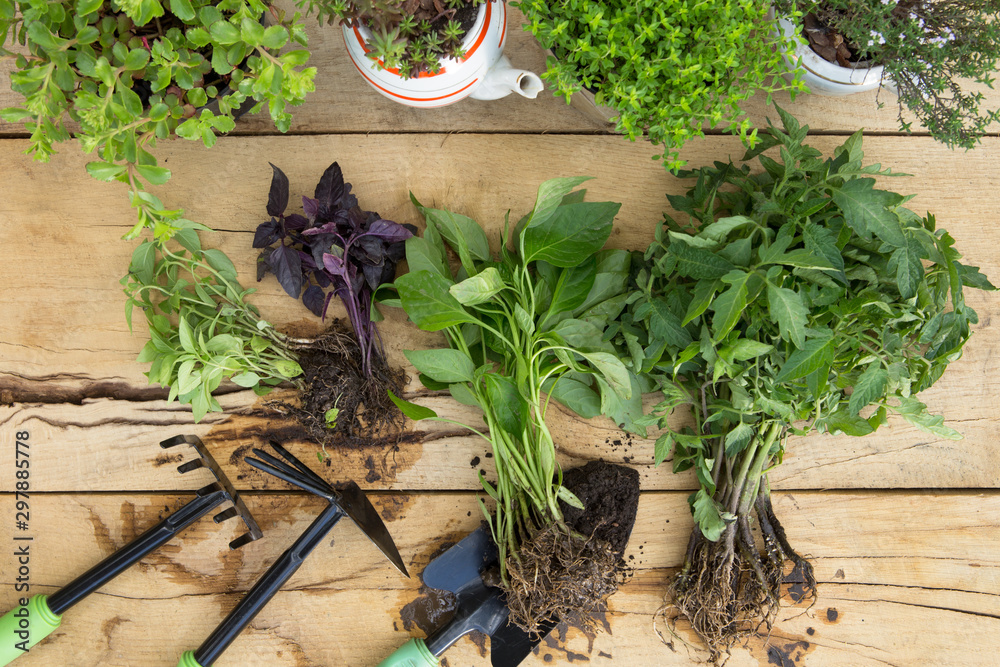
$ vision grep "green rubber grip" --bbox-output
[0,595,62,666]
[176,650,204,667]
[377,638,438,667]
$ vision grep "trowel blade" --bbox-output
[422,525,495,593]
[336,480,409,578]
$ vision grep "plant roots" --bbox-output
[267,323,406,447]
[505,523,627,636]
[657,490,816,662]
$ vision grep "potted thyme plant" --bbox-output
[774,0,1000,149]
[514,0,806,170]
[0,0,317,241]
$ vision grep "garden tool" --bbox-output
[176,440,408,667]
[378,525,555,667]
[0,435,261,666]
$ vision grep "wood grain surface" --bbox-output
[3,7,1000,666]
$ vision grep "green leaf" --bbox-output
[775,337,834,382]
[273,359,303,378]
[203,249,238,280]
[419,206,490,263]
[894,396,962,440]
[682,280,720,326]
[525,176,593,230]
[551,319,611,353]
[729,339,773,361]
[396,270,478,332]
[404,348,475,384]
[123,48,150,71]
[135,164,171,186]
[668,243,735,279]
[692,488,727,542]
[578,351,631,399]
[178,315,196,354]
[556,485,585,510]
[209,20,241,45]
[700,215,753,242]
[849,364,888,415]
[231,372,261,388]
[0,107,33,123]
[130,241,156,284]
[86,161,127,181]
[76,0,103,14]
[404,232,450,279]
[888,236,925,300]
[262,25,289,50]
[521,201,620,268]
[653,432,673,466]
[711,273,748,341]
[206,334,241,354]
[767,284,808,349]
[387,390,438,421]
[724,422,754,457]
[449,267,504,306]
[514,303,535,336]
[544,375,601,419]
[541,258,597,329]
[650,298,693,349]
[484,374,528,434]
[824,408,875,436]
[187,26,211,47]
[832,178,905,247]
[449,382,480,407]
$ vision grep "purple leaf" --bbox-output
[366,219,414,243]
[322,251,349,280]
[302,196,319,219]
[314,270,331,288]
[266,163,289,217]
[362,261,384,290]
[315,162,345,209]
[269,244,302,298]
[284,214,308,231]
[355,235,387,263]
[302,221,338,236]
[302,284,325,317]
[253,218,281,248]
[299,249,316,270]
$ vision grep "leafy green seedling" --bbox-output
[391,177,637,632]
[619,106,996,655]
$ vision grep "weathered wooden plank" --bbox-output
[0,491,996,666]
[1,134,998,492]
[2,5,998,137]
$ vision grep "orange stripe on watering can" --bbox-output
[498,1,506,48]
[353,1,495,76]
[350,56,480,102]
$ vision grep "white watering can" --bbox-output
[342,0,544,108]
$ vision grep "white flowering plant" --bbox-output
[778,0,1000,149]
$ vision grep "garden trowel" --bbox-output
[378,525,555,667]
[176,440,408,667]
[0,435,262,666]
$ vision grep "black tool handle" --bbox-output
[192,502,345,666]
[47,486,229,615]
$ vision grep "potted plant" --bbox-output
[299,0,542,106]
[513,0,806,170]
[0,0,317,241]
[391,177,643,631]
[612,108,995,657]
[773,0,1000,148]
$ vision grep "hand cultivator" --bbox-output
[0,436,262,666]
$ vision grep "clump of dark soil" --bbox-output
[266,323,405,448]
[505,461,640,635]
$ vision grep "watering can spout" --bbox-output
[470,55,544,101]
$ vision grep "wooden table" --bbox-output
[2,8,999,666]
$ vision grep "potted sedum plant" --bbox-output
[0,0,317,241]
[300,0,541,106]
[773,0,1000,149]
[514,0,805,170]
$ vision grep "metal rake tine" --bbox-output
[245,457,334,501]
[268,440,332,491]
[250,447,310,484]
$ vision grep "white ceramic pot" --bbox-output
[342,0,543,108]
[773,14,887,97]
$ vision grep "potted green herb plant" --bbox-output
[513,0,806,170]
[773,0,1000,149]
[0,0,317,241]
[302,0,541,106]
[613,108,995,657]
